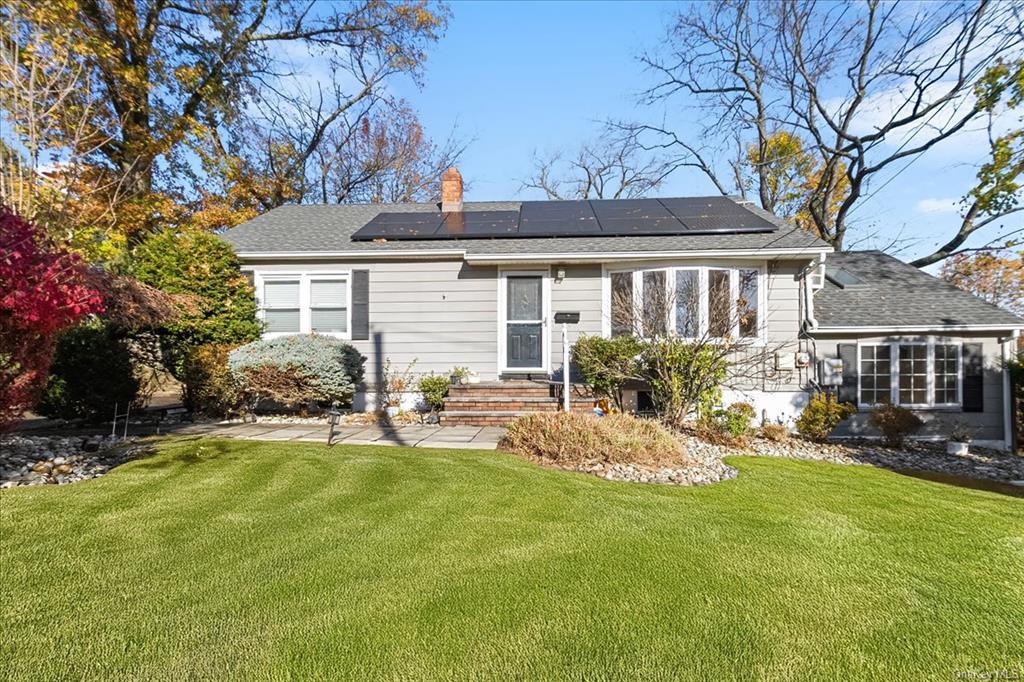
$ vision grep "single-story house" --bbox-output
[222,168,1023,449]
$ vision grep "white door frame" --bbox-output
[497,268,551,374]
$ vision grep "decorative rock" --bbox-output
[1,435,147,488]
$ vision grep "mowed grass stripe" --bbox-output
[1,438,1021,680]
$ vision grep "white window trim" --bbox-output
[255,271,353,340]
[856,339,963,409]
[602,264,767,344]
[497,268,551,374]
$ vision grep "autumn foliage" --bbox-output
[0,207,103,429]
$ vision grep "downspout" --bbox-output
[1002,329,1019,452]
[800,255,824,387]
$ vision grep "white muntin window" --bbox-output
[606,265,764,342]
[858,340,962,408]
[256,272,352,339]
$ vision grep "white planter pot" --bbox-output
[946,441,969,456]
[385,406,401,418]
[467,375,481,384]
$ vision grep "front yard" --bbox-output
[1,438,1021,680]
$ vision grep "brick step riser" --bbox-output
[448,389,553,398]
[446,402,560,412]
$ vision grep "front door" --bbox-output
[505,275,544,369]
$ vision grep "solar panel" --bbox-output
[349,197,779,241]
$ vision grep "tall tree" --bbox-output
[634,0,1023,261]
[522,129,676,200]
[1,0,449,246]
[940,250,1024,315]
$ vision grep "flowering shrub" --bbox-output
[418,374,450,412]
[0,208,103,429]
[228,334,365,409]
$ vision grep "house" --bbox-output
[222,168,1023,449]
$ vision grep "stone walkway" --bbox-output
[159,422,506,449]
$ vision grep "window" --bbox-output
[607,265,762,341]
[674,269,700,337]
[859,345,891,405]
[642,270,668,337]
[610,271,634,337]
[310,279,348,333]
[859,342,962,408]
[262,280,300,333]
[258,274,352,337]
[708,269,732,338]
[934,344,960,405]
[738,269,759,338]
[898,344,928,406]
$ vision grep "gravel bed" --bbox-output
[681,434,1024,484]
[0,435,150,488]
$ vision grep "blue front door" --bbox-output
[506,276,543,368]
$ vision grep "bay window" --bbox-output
[608,265,763,341]
[858,341,961,408]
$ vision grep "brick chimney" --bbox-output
[441,167,463,213]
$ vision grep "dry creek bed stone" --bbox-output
[0,435,149,488]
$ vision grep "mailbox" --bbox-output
[554,312,580,324]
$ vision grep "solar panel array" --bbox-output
[350,196,777,241]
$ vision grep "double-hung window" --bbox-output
[609,265,762,341]
[310,279,348,333]
[858,341,961,408]
[262,279,301,333]
[258,274,351,337]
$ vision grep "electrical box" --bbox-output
[795,351,812,368]
[821,357,844,387]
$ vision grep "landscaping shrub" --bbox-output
[697,402,756,446]
[37,324,139,422]
[869,404,924,447]
[500,412,687,467]
[638,338,726,428]
[571,335,643,411]
[418,374,450,412]
[0,208,103,429]
[182,344,241,417]
[229,335,365,408]
[759,423,791,442]
[235,363,320,409]
[130,229,261,377]
[378,358,417,410]
[795,393,856,442]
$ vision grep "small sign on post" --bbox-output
[555,312,580,413]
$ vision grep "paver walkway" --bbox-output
[158,422,506,449]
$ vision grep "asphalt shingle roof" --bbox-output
[815,250,1023,329]
[220,198,832,256]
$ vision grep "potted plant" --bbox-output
[466,369,481,384]
[450,366,470,385]
[381,357,417,418]
[947,424,972,456]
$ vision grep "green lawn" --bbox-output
[1,439,1022,680]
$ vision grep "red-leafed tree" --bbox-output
[0,207,103,429]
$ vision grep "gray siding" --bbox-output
[550,264,603,376]
[247,259,499,384]
[812,333,1007,443]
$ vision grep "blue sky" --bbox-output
[383,1,1010,266]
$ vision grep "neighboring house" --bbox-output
[222,168,1023,449]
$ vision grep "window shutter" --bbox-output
[962,342,984,412]
[351,270,370,340]
[838,344,858,405]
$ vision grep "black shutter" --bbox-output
[351,270,369,341]
[962,342,984,412]
[838,343,858,405]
